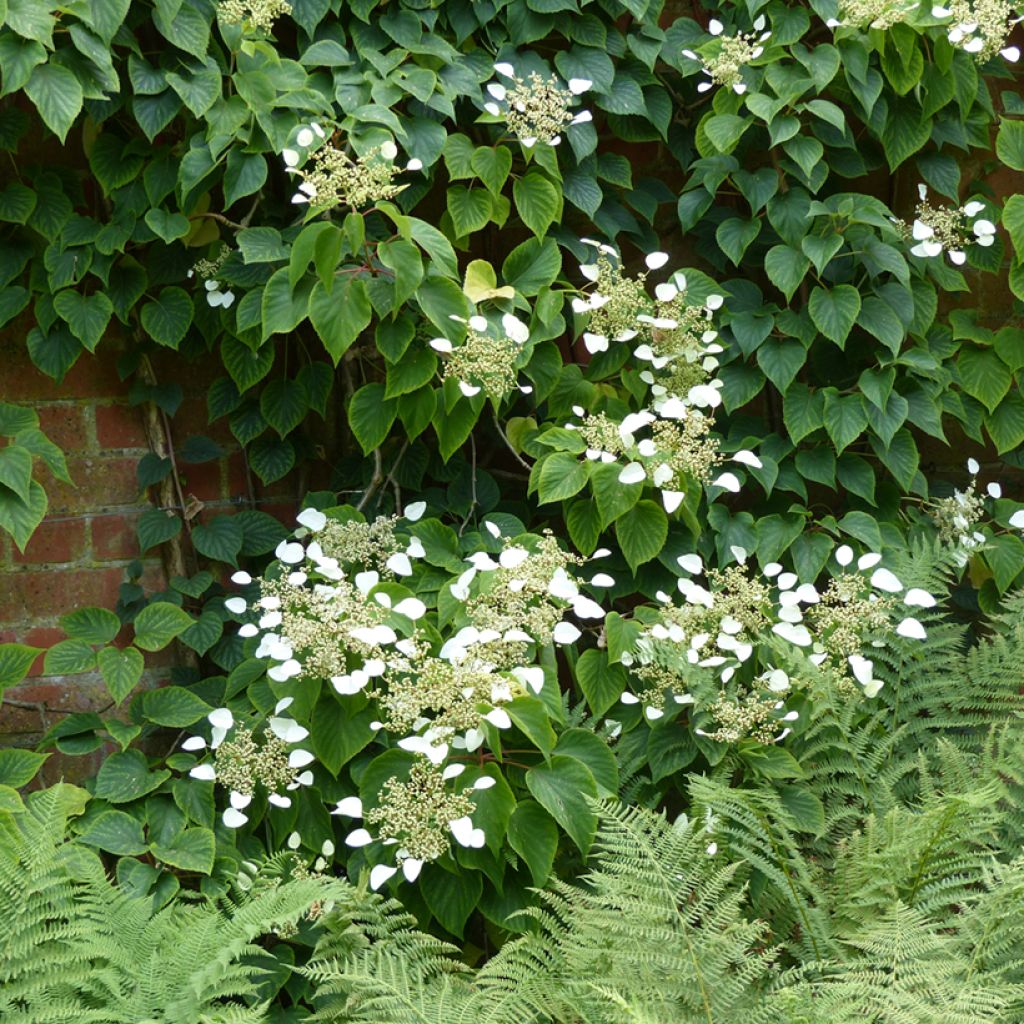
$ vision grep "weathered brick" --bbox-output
[180,459,224,502]
[95,402,150,449]
[36,404,91,452]
[92,511,145,561]
[43,456,143,513]
[12,519,87,566]
[0,333,125,402]
[174,395,235,445]
[0,567,124,624]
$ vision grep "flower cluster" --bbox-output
[899,185,996,264]
[217,0,291,32]
[199,506,607,884]
[568,406,757,513]
[617,546,933,731]
[183,701,314,828]
[573,243,725,404]
[287,139,422,210]
[187,246,235,309]
[567,240,746,512]
[932,0,1022,62]
[826,0,917,29]
[682,16,772,95]
[483,62,592,147]
[333,762,495,888]
[430,312,532,399]
[927,458,1024,565]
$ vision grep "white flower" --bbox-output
[553,621,582,645]
[870,568,903,593]
[370,864,398,890]
[297,507,327,532]
[896,617,927,640]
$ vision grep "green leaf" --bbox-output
[311,697,376,775]
[996,118,1024,171]
[778,785,825,834]
[97,645,144,703]
[309,278,372,364]
[537,452,589,503]
[152,826,215,874]
[224,150,267,209]
[446,185,492,236]
[79,810,148,855]
[192,515,244,565]
[248,436,295,484]
[385,348,437,399]
[703,114,750,153]
[526,754,599,855]
[137,508,182,552]
[143,686,212,727]
[857,296,904,354]
[0,748,47,788]
[716,218,761,266]
[554,728,618,796]
[260,378,309,437]
[1004,194,1024,262]
[823,391,868,453]
[94,749,170,804]
[133,601,193,651]
[53,290,112,352]
[0,183,36,224]
[165,60,220,116]
[574,648,627,718]
[505,696,557,757]
[221,336,273,391]
[958,347,1012,413]
[261,268,310,341]
[809,284,861,348]
[471,145,513,195]
[507,799,559,886]
[25,64,83,142]
[423,866,481,938]
[757,338,806,392]
[738,744,804,779]
[503,237,561,296]
[783,383,824,443]
[144,208,190,243]
[0,643,43,692]
[513,170,561,238]
[764,245,810,301]
[61,607,120,645]
[614,500,668,571]
[0,479,47,550]
[986,392,1024,454]
[348,382,397,453]
[43,639,97,676]
[141,287,193,349]
[0,445,33,502]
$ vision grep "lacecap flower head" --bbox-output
[483,62,593,146]
[682,15,771,95]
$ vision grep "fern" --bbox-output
[0,786,345,1024]
[307,801,772,1024]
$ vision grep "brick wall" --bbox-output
[0,324,330,771]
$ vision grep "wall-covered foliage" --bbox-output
[1,0,1024,980]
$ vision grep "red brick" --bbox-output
[173,396,235,445]
[226,451,251,498]
[0,567,124,624]
[37,404,91,451]
[12,519,87,565]
[44,456,142,513]
[95,402,150,449]
[92,511,145,561]
[0,333,125,402]
[180,459,224,502]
